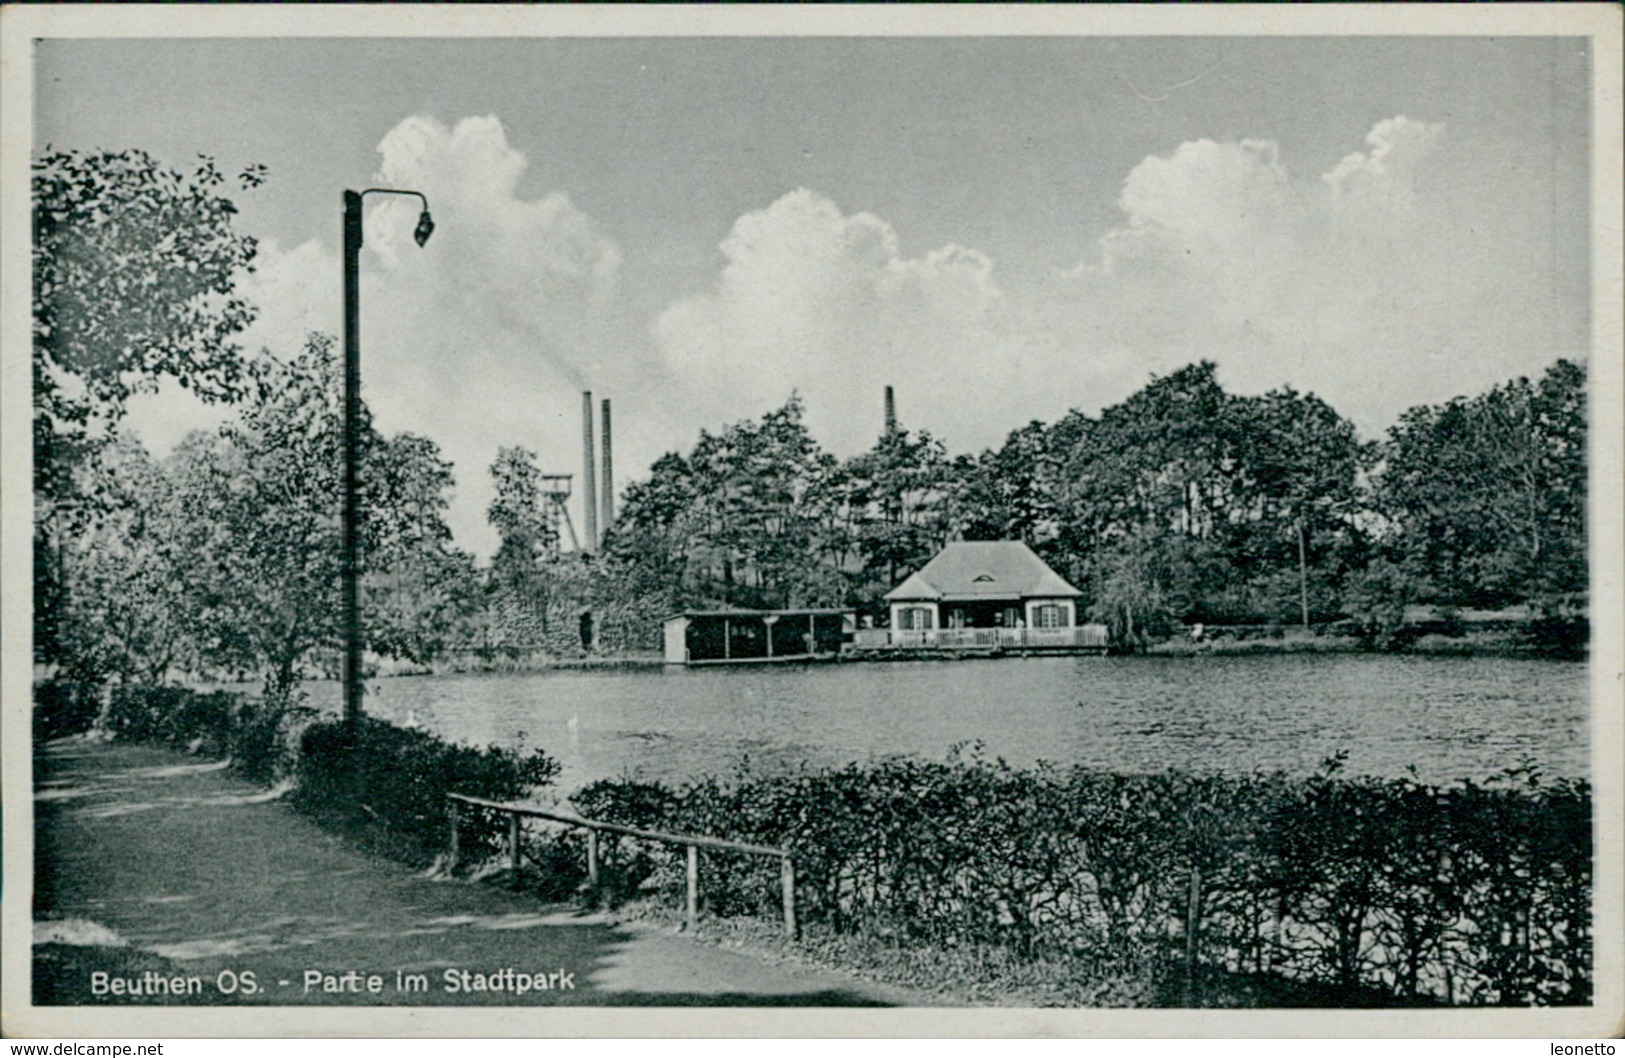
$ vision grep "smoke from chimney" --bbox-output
[600,397,614,542]
[582,391,598,552]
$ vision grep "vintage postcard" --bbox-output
[3,4,1621,1040]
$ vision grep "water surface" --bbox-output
[285,654,1589,793]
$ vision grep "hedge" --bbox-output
[293,716,559,863]
[32,680,101,741]
[505,752,1591,1007]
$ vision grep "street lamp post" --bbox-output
[342,188,434,729]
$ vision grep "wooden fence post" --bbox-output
[1270,893,1285,974]
[781,856,797,939]
[448,800,460,871]
[686,844,699,931]
[509,812,521,874]
[1186,864,1202,1007]
[586,828,600,888]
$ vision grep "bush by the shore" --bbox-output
[515,751,1591,1008]
[1142,616,1587,660]
[293,715,559,864]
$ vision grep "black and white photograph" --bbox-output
[3,4,1620,1040]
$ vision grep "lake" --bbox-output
[282,653,1590,794]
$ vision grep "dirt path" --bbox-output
[32,739,928,1007]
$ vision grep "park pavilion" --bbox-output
[852,541,1108,655]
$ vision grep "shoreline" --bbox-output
[368,653,667,679]
[135,616,1581,689]
[391,632,1584,675]
[1144,634,1584,661]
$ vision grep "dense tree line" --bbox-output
[35,148,1588,702]
[603,358,1584,646]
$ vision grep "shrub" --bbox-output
[31,680,561,871]
[41,681,311,781]
[1526,616,1587,659]
[293,717,560,865]
[1343,559,1421,649]
[32,680,101,740]
[101,685,237,750]
[231,696,319,785]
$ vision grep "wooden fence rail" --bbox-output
[446,791,797,937]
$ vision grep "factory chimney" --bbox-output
[884,385,897,436]
[582,391,598,552]
[600,397,614,543]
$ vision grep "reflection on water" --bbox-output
[284,654,1587,793]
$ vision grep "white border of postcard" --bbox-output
[2,3,1620,1040]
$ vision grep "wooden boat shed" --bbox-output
[663,608,854,666]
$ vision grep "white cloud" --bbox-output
[357,116,648,556]
[364,114,624,389]
[1048,114,1583,434]
[1324,115,1443,194]
[654,114,1582,468]
[653,189,1088,456]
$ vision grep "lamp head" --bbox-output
[413,210,435,248]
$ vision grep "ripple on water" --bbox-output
[273,653,1588,791]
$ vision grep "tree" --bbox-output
[606,451,700,607]
[1053,362,1245,554]
[686,396,839,608]
[39,437,198,686]
[167,340,342,702]
[1528,359,1588,604]
[605,397,845,611]
[1047,363,1255,623]
[33,148,264,502]
[485,447,555,651]
[1375,360,1586,609]
[842,425,950,599]
[33,149,265,684]
[1235,388,1368,628]
[1043,365,1374,627]
[364,434,481,665]
[1087,531,1179,651]
[168,334,465,702]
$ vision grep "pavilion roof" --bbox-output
[885,541,1081,602]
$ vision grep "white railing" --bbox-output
[849,626,1109,651]
[851,628,893,650]
[937,629,1001,649]
[1025,627,1102,648]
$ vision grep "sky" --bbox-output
[33,34,1592,558]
